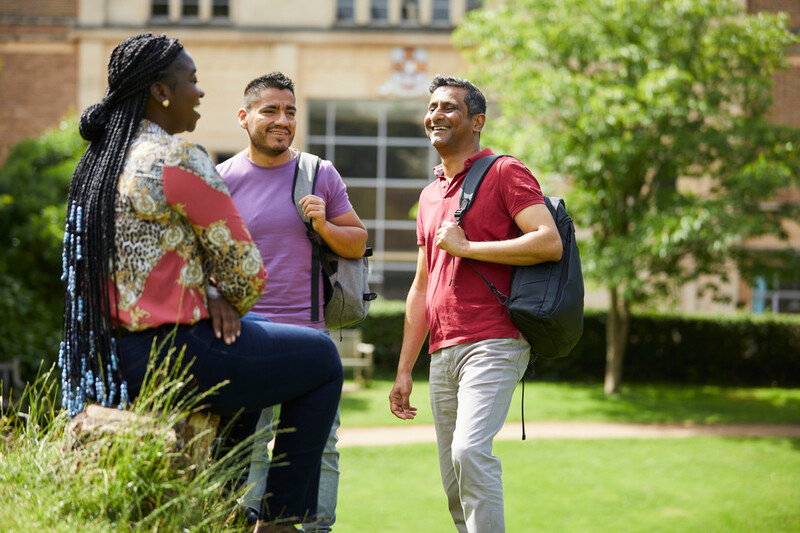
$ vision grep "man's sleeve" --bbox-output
[498,157,545,218]
[318,160,353,219]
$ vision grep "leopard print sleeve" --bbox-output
[162,140,267,315]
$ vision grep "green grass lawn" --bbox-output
[3,372,798,532]
[337,379,800,532]
[341,379,800,427]
[337,437,800,532]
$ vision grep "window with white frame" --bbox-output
[401,0,420,24]
[337,0,355,22]
[371,0,389,23]
[432,0,450,24]
[212,0,229,18]
[752,276,800,314]
[151,0,229,21]
[151,0,168,18]
[307,99,437,298]
[182,0,199,18]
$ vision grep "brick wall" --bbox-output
[748,0,800,27]
[0,0,77,164]
[0,0,76,18]
[770,65,800,127]
[0,24,72,39]
[0,50,78,162]
[748,1,800,127]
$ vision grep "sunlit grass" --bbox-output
[2,363,797,532]
[341,379,800,427]
[338,438,800,532]
[0,344,258,532]
[337,379,800,531]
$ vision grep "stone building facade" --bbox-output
[0,0,797,309]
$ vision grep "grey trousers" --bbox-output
[429,336,530,533]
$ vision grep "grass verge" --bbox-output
[338,437,800,532]
[341,379,800,427]
[0,347,258,532]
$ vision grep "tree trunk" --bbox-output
[604,287,631,395]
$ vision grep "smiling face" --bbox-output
[424,85,482,153]
[159,50,205,134]
[238,87,296,165]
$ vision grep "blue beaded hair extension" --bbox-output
[59,33,183,416]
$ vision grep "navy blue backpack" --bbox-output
[455,155,585,372]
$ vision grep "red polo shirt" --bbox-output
[417,148,545,353]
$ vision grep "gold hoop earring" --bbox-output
[162,99,170,108]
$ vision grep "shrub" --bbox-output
[360,301,800,387]
[0,117,86,377]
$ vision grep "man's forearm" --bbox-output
[318,222,368,258]
[396,283,429,375]
[459,230,561,265]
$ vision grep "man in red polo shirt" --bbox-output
[389,75,563,533]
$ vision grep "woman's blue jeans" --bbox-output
[117,312,343,524]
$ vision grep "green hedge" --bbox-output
[0,117,86,376]
[359,300,800,387]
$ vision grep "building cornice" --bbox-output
[70,25,455,47]
[0,15,75,25]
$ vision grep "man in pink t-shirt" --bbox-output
[217,72,367,532]
[389,76,563,533]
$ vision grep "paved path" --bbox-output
[337,421,800,447]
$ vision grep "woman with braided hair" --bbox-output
[60,33,342,533]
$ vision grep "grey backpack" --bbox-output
[293,152,376,330]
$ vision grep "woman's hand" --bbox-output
[206,285,241,345]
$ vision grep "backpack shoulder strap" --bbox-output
[291,151,324,322]
[544,197,571,231]
[455,154,505,225]
[292,151,322,225]
[545,196,563,217]
[454,153,510,303]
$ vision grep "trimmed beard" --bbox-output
[246,127,292,159]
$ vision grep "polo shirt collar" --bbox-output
[433,147,496,187]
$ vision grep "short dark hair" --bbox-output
[429,75,486,117]
[243,72,295,109]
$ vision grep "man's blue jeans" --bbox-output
[241,405,340,533]
[117,313,343,524]
[240,326,341,532]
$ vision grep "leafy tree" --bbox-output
[454,0,800,393]
[0,117,86,374]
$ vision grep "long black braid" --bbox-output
[59,33,183,416]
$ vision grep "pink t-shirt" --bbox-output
[217,151,353,328]
[417,149,544,353]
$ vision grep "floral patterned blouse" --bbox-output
[111,120,267,331]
